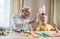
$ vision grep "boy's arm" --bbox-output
[52,22,60,33]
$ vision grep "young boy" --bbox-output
[36,13,59,32]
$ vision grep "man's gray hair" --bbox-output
[22,6,31,13]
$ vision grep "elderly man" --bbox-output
[10,6,35,32]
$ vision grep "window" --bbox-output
[0,0,9,27]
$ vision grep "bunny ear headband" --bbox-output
[39,5,47,17]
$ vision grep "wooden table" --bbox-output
[0,31,60,39]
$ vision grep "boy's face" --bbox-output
[40,15,48,24]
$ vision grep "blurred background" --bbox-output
[0,0,60,30]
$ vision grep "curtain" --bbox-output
[10,0,23,18]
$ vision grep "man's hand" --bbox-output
[29,18,40,25]
[29,18,38,24]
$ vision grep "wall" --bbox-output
[10,0,22,18]
[56,0,60,29]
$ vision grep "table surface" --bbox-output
[0,31,60,39]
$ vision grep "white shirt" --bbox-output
[10,14,33,31]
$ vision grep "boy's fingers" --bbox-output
[52,22,57,27]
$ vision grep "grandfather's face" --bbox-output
[22,10,30,18]
[40,15,48,24]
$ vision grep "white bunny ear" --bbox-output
[39,5,46,13]
[42,5,46,13]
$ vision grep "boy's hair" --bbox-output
[39,13,48,18]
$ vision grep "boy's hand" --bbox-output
[52,22,57,28]
[52,22,60,33]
